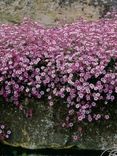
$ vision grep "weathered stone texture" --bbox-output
[1,99,117,150]
[0,0,114,25]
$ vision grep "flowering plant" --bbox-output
[0,12,117,135]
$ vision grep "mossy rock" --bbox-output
[0,0,116,25]
[0,98,117,150]
[0,0,117,151]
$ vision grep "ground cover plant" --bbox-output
[0,11,117,141]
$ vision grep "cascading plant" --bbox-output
[0,11,117,141]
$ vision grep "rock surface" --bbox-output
[0,0,116,25]
[1,98,117,150]
[0,0,117,151]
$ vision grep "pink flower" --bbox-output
[0,12,117,134]
[104,115,110,120]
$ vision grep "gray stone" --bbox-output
[0,0,114,25]
[1,98,117,150]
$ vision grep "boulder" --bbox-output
[0,0,115,25]
[1,99,117,150]
[0,0,117,151]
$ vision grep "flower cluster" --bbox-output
[0,12,117,128]
[0,124,11,141]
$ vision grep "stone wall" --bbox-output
[0,0,116,25]
[0,0,117,151]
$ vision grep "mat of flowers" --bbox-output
[0,12,117,131]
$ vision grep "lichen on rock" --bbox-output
[0,0,111,25]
